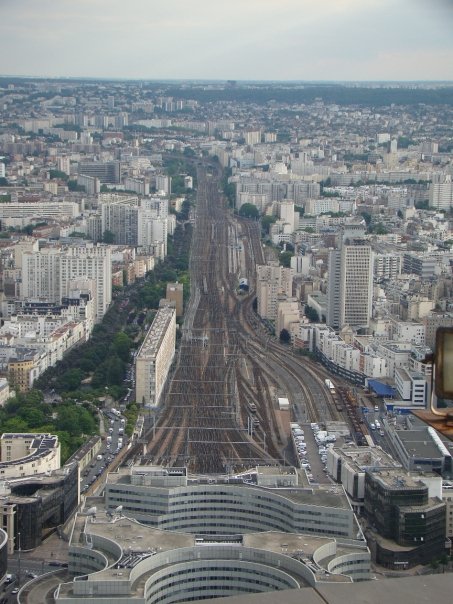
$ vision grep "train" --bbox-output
[324,378,336,395]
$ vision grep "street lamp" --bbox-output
[17,531,21,587]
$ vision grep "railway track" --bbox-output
[139,162,343,474]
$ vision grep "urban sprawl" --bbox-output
[0,79,453,603]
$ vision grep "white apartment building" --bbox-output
[290,254,312,276]
[0,378,10,406]
[276,299,300,338]
[13,238,38,269]
[0,201,80,227]
[100,195,140,246]
[370,341,412,378]
[256,264,294,320]
[374,253,402,279]
[244,129,261,145]
[395,368,429,407]
[155,174,171,195]
[138,216,168,254]
[305,198,340,216]
[21,248,62,302]
[393,321,425,346]
[429,174,453,210]
[278,200,296,232]
[60,245,112,320]
[135,305,176,407]
[0,433,60,479]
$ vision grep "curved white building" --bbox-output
[54,513,369,604]
[105,466,357,540]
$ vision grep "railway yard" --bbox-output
[140,163,356,475]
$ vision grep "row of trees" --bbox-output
[35,208,193,400]
[0,390,98,462]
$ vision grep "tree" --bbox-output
[361,211,372,226]
[305,305,320,322]
[112,332,132,362]
[67,180,85,192]
[370,222,389,235]
[49,169,69,181]
[102,230,115,244]
[56,368,83,392]
[279,329,291,344]
[279,251,293,268]
[239,203,259,219]
[261,215,277,234]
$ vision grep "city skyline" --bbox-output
[1,0,453,82]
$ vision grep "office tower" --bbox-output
[327,225,373,331]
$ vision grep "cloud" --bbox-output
[0,0,452,79]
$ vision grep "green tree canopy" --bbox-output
[279,251,293,268]
[305,305,320,322]
[261,215,277,234]
[102,230,115,244]
[279,329,291,343]
[239,203,259,219]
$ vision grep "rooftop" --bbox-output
[136,305,175,359]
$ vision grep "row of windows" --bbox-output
[150,585,268,604]
[108,500,348,528]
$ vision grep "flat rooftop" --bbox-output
[396,428,447,459]
[136,305,175,359]
[368,469,427,490]
[334,444,401,472]
[106,469,350,509]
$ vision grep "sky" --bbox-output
[1,0,453,81]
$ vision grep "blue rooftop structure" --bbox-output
[368,380,396,398]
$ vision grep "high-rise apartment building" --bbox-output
[21,248,62,303]
[100,195,140,246]
[256,263,294,320]
[429,174,453,210]
[60,245,112,320]
[22,245,111,322]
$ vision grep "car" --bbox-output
[26,572,38,579]
[374,405,379,412]
[11,588,19,594]
[48,561,67,567]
